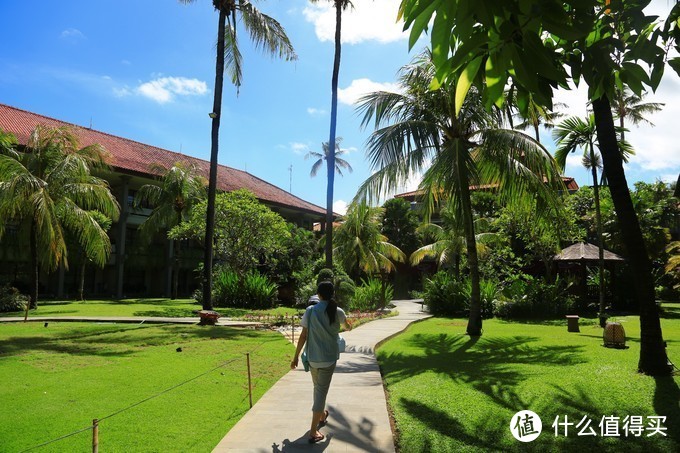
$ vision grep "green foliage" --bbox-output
[350,278,394,312]
[494,275,575,319]
[170,189,289,275]
[423,272,469,317]
[267,223,319,304]
[210,267,277,309]
[333,202,405,279]
[381,198,421,256]
[0,285,28,313]
[296,265,356,308]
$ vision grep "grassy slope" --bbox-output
[0,322,292,452]
[0,298,299,319]
[377,304,680,452]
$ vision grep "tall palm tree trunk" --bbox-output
[457,149,482,336]
[591,96,670,375]
[173,238,181,300]
[589,147,607,327]
[30,220,38,309]
[202,9,227,312]
[325,2,342,269]
[79,254,87,301]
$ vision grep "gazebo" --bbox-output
[554,242,626,307]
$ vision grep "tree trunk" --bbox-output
[79,254,86,301]
[30,220,38,309]
[202,9,227,312]
[589,147,607,327]
[591,96,670,376]
[325,3,342,269]
[173,239,181,300]
[458,149,482,336]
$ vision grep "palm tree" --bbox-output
[410,204,496,278]
[611,87,664,141]
[309,0,353,269]
[0,125,120,308]
[179,0,296,311]
[553,115,632,326]
[514,95,567,143]
[333,201,405,281]
[134,162,206,299]
[76,211,112,301]
[355,50,563,336]
[305,137,353,177]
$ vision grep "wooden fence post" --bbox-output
[246,353,253,408]
[92,419,99,453]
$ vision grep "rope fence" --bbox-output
[18,341,270,453]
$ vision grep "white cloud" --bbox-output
[290,142,310,155]
[113,87,132,98]
[333,200,348,215]
[303,0,406,45]
[136,77,208,104]
[307,107,326,116]
[338,78,401,106]
[60,28,85,41]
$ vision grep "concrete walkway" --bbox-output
[213,299,430,453]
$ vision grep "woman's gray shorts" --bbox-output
[310,363,336,413]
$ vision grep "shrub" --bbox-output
[211,268,277,309]
[350,278,394,312]
[424,272,469,316]
[494,275,575,319]
[296,266,356,308]
[0,285,28,313]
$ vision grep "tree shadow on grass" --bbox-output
[0,323,277,358]
[547,383,678,451]
[381,333,585,409]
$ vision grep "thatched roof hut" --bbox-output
[554,242,625,262]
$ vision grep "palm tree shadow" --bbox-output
[381,332,586,412]
[653,375,680,444]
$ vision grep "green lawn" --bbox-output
[0,322,292,452]
[0,298,300,319]
[377,304,680,452]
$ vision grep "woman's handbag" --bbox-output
[337,334,346,353]
[301,350,310,372]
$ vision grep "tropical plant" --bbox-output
[332,202,405,281]
[309,0,353,269]
[134,162,206,299]
[350,277,393,312]
[397,0,677,375]
[179,0,296,311]
[0,125,120,308]
[553,114,632,325]
[423,271,469,317]
[211,266,277,309]
[611,87,664,141]
[380,197,421,257]
[170,189,289,275]
[511,91,567,142]
[410,203,498,278]
[0,285,28,313]
[305,137,353,177]
[355,50,563,336]
[75,211,112,301]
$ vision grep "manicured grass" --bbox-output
[377,304,680,452]
[0,298,300,319]
[0,322,292,452]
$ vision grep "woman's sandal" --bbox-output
[308,432,325,443]
[318,410,330,428]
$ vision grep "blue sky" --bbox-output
[1,0,678,215]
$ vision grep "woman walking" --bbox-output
[291,281,348,443]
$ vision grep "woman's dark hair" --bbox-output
[317,281,337,325]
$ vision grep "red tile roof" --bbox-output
[395,177,579,201]
[0,103,325,216]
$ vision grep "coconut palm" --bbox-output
[514,95,567,143]
[612,87,664,141]
[553,114,633,326]
[134,162,207,299]
[355,50,563,336]
[179,0,296,311]
[305,138,353,177]
[0,125,120,308]
[333,201,405,281]
[410,204,496,278]
[309,0,353,269]
[75,211,112,301]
